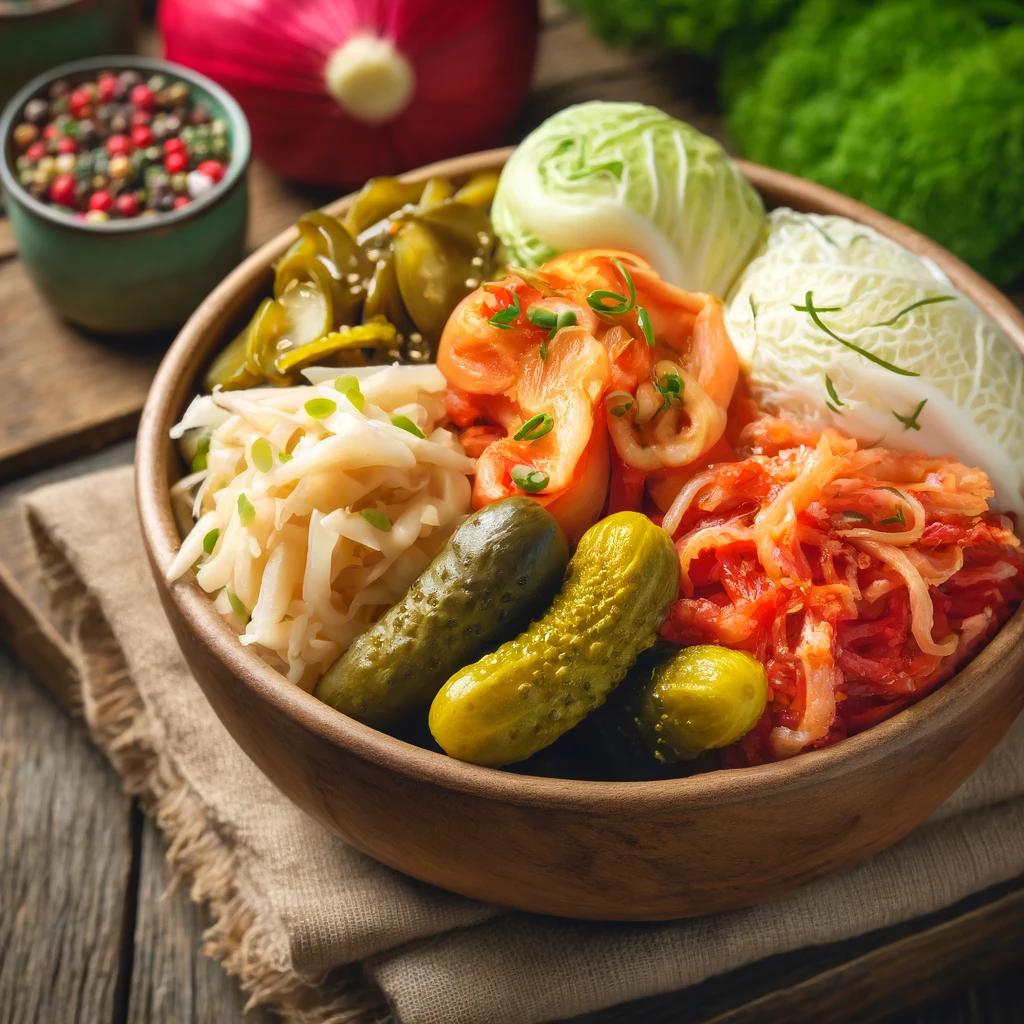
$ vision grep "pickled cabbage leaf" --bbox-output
[493,101,766,296]
[725,209,1024,516]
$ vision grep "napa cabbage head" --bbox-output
[724,209,1024,517]
[493,101,766,296]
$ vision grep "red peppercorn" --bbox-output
[173,195,191,210]
[69,87,92,114]
[42,123,60,140]
[164,149,188,174]
[88,190,114,213]
[130,125,153,149]
[25,142,46,162]
[106,134,132,156]
[130,84,156,111]
[48,173,76,207]
[130,109,152,127]
[163,137,186,155]
[116,193,141,218]
[97,74,116,102]
[196,159,226,184]
[57,137,77,154]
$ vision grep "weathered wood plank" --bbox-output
[126,818,276,1024]
[0,647,134,1024]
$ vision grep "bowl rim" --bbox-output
[136,146,1024,813]
[0,54,251,234]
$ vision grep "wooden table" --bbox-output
[2,4,1023,1023]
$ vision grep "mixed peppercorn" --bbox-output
[8,68,231,222]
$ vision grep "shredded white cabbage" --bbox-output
[167,364,475,691]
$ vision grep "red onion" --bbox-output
[160,0,539,188]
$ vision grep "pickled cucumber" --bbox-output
[634,645,768,761]
[314,498,568,726]
[429,511,680,767]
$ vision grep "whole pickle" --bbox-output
[429,512,679,767]
[633,645,769,762]
[315,498,568,727]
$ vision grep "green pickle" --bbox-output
[634,645,769,761]
[429,512,680,767]
[314,498,569,727]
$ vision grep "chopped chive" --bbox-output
[190,435,210,473]
[611,401,633,417]
[825,375,844,408]
[654,370,684,412]
[539,341,548,363]
[278,452,294,463]
[880,505,908,527]
[882,486,907,500]
[794,292,918,377]
[237,492,256,527]
[870,296,954,328]
[488,290,521,329]
[842,510,872,523]
[637,305,655,346]
[809,220,839,246]
[893,398,927,432]
[226,588,250,622]
[334,373,360,395]
[305,397,337,419]
[526,305,558,331]
[202,528,219,555]
[391,415,426,439]
[586,258,636,316]
[359,507,392,532]
[826,401,843,414]
[250,437,273,473]
[748,295,758,324]
[510,465,549,493]
[555,309,577,332]
[513,413,554,442]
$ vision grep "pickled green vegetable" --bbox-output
[429,512,680,767]
[634,645,768,761]
[315,498,569,727]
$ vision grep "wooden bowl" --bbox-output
[136,149,1024,921]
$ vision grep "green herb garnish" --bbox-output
[237,493,256,527]
[510,465,549,493]
[880,505,908,527]
[794,292,918,377]
[654,370,684,412]
[190,436,210,473]
[882,486,907,500]
[334,375,365,413]
[305,397,337,419]
[893,398,927,431]
[637,305,655,347]
[825,375,844,408]
[391,415,426,439]
[488,290,521,329]
[870,296,954,328]
[611,400,633,417]
[526,305,558,331]
[226,589,250,622]
[278,452,294,463]
[202,528,219,555]
[250,437,273,473]
[513,413,554,442]
[587,258,636,316]
[748,295,758,326]
[360,507,392,532]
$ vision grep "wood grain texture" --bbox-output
[0,647,133,1024]
[126,819,275,1024]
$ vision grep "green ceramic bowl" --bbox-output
[0,55,251,335]
[0,0,132,112]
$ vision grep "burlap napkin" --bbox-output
[21,464,1024,1024]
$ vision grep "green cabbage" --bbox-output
[724,209,1024,515]
[493,101,766,296]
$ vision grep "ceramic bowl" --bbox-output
[0,55,250,335]
[135,149,1024,921]
[0,0,132,112]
